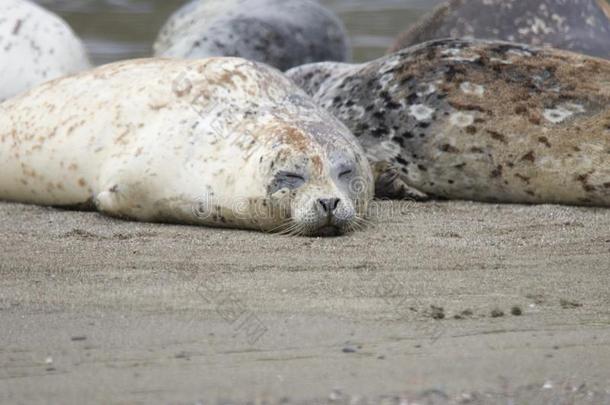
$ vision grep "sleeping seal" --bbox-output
[0,58,373,236]
[390,0,610,59]
[0,0,90,101]
[153,0,350,71]
[287,39,610,206]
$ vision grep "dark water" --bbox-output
[34,0,443,65]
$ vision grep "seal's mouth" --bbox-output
[313,225,343,237]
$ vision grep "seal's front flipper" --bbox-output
[372,161,429,201]
[94,184,130,219]
[95,183,150,221]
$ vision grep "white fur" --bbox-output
[0,58,373,234]
[0,0,90,101]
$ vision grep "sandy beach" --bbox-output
[1,200,609,403]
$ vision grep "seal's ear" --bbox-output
[372,161,429,201]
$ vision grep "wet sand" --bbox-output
[1,200,609,403]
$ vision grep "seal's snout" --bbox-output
[313,197,354,237]
[317,198,340,217]
[307,195,357,237]
[290,191,359,237]
[314,196,355,226]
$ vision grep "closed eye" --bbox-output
[285,173,305,181]
[268,171,307,193]
[339,169,353,178]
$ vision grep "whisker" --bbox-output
[277,223,299,236]
[355,216,373,227]
[295,224,314,237]
[356,214,373,223]
[283,221,309,237]
[268,219,294,234]
[351,217,366,227]
[350,222,365,233]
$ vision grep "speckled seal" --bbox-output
[0,0,90,101]
[390,0,610,59]
[287,39,610,206]
[0,58,373,236]
[154,0,350,71]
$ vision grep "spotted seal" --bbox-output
[153,0,350,71]
[390,0,610,59]
[0,58,373,236]
[287,39,610,206]
[0,0,90,101]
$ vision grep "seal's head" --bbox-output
[252,117,373,237]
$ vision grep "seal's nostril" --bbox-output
[318,199,329,213]
[331,198,340,211]
[318,198,340,214]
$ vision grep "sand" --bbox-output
[0,200,609,404]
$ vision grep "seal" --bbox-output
[154,0,350,71]
[390,0,610,59]
[0,58,373,236]
[0,0,90,101]
[287,38,610,207]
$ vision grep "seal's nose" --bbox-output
[318,198,340,215]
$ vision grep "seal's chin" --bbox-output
[313,225,343,238]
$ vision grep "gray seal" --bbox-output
[390,0,610,59]
[154,0,350,71]
[287,39,610,207]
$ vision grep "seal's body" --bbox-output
[0,58,373,236]
[0,0,90,101]
[287,39,610,206]
[154,0,350,71]
[390,0,610,59]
